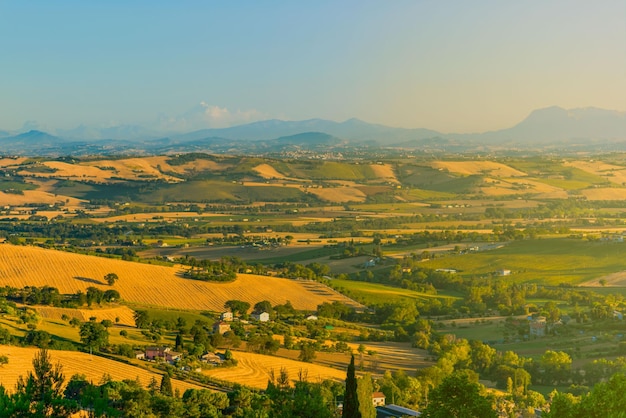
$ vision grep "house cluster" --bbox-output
[136,346,182,364]
[136,346,225,367]
[211,310,271,336]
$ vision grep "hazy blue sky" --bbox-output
[1,1,624,133]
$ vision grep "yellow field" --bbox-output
[368,164,399,183]
[0,345,200,393]
[582,188,626,200]
[306,186,367,203]
[253,163,287,180]
[565,161,626,186]
[0,157,28,168]
[478,177,564,196]
[34,305,137,327]
[431,161,527,177]
[202,350,347,389]
[0,244,357,311]
[0,190,85,208]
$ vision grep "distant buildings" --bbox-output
[212,321,232,334]
[529,316,547,337]
[251,311,270,322]
[144,346,181,363]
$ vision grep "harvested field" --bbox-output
[368,164,398,183]
[565,161,626,185]
[34,305,137,327]
[582,188,626,200]
[253,163,287,180]
[0,190,85,208]
[202,350,347,389]
[583,271,626,287]
[0,244,360,311]
[431,161,527,177]
[478,178,563,196]
[82,158,181,182]
[0,345,200,393]
[306,186,366,203]
[0,157,28,168]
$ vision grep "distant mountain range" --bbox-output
[1,106,625,156]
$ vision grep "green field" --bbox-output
[331,279,461,305]
[420,238,626,285]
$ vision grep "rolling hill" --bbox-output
[0,244,361,312]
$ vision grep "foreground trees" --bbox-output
[421,371,496,418]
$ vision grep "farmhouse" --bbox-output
[145,346,170,360]
[201,352,223,365]
[529,316,547,337]
[497,269,511,276]
[251,311,270,322]
[372,391,386,407]
[212,321,232,334]
[144,346,181,363]
[220,311,234,322]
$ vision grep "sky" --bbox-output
[1,0,625,133]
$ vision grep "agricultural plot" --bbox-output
[202,350,347,389]
[565,160,626,186]
[34,305,137,327]
[420,238,626,285]
[430,161,527,177]
[331,279,461,306]
[0,244,358,311]
[305,184,368,203]
[0,345,200,393]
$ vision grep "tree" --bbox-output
[254,300,273,316]
[421,371,496,418]
[103,289,120,302]
[299,342,317,363]
[79,320,109,352]
[160,374,173,397]
[15,347,78,416]
[104,273,119,286]
[224,300,250,317]
[357,374,376,418]
[343,355,361,418]
[134,310,151,329]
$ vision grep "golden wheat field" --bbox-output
[478,177,564,196]
[0,190,85,208]
[306,186,367,203]
[565,160,626,186]
[0,345,200,393]
[34,305,137,327]
[431,161,527,177]
[202,350,347,389]
[0,244,358,311]
[582,188,626,200]
[253,163,287,180]
[368,164,398,183]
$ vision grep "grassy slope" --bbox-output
[332,279,461,305]
[420,238,626,285]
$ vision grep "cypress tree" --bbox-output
[343,355,361,418]
[160,373,173,396]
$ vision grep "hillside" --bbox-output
[0,244,360,311]
[0,345,199,393]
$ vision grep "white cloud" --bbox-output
[156,102,266,132]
